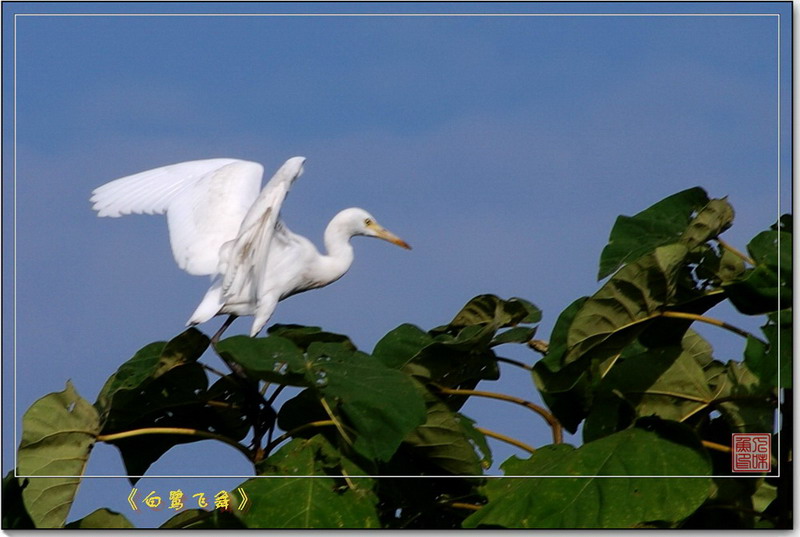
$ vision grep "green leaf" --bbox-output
[595,334,714,423]
[724,229,792,314]
[237,436,380,528]
[448,294,541,327]
[372,323,435,370]
[401,385,489,475]
[2,472,35,529]
[679,198,734,249]
[95,328,208,414]
[704,360,776,433]
[215,335,309,386]
[65,508,135,529]
[266,324,356,352]
[598,187,709,280]
[95,331,244,480]
[18,382,101,528]
[490,326,537,347]
[463,426,712,529]
[160,509,246,529]
[744,310,792,389]
[304,343,427,462]
[567,244,689,365]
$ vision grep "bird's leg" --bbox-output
[208,314,275,459]
[210,314,238,345]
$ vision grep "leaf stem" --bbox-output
[320,397,354,447]
[660,311,757,341]
[263,420,336,455]
[435,386,562,444]
[474,425,536,454]
[97,427,253,461]
[717,238,755,266]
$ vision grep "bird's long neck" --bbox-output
[317,215,355,283]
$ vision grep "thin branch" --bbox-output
[701,439,731,454]
[436,385,562,444]
[320,397,354,446]
[474,425,536,454]
[263,419,336,455]
[268,384,288,406]
[660,311,758,341]
[97,426,252,461]
[717,238,755,266]
[447,502,482,512]
[495,356,533,371]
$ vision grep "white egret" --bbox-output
[91,157,411,339]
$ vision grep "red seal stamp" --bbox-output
[731,433,771,472]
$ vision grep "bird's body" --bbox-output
[91,157,410,337]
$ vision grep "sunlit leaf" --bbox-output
[463,425,712,528]
[237,436,380,528]
[598,187,709,280]
[18,382,101,528]
[567,244,689,365]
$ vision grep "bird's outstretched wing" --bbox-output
[221,157,306,299]
[91,158,264,275]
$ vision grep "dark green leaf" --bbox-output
[402,385,488,475]
[18,382,101,528]
[2,472,35,529]
[215,335,308,386]
[372,323,435,370]
[267,324,356,352]
[447,294,541,328]
[463,427,712,528]
[65,508,134,529]
[724,229,791,314]
[161,509,246,529]
[567,244,689,365]
[598,187,709,279]
[304,343,427,461]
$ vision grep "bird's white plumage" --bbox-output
[91,156,410,337]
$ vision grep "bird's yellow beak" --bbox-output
[369,222,411,250]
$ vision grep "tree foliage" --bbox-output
[4,187,791,529]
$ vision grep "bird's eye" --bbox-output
[364,218,373,226]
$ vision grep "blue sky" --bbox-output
[3,2,792,528]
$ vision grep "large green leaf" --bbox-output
[704,360,777,434]
[18,382,101,528]
[598,187,709,279]
[236,436,380,528]
[566,243,689,365]
[401,385,489,475]
[584,331,715,441]
[304,343,427,462]
[372,323,435,370]
[463,425,712,528]
[95,330,247,479]
[65,508,134,529]
[266,324,356,352]
[215,335,309,386]
[744,309,792,389]
[724,229,792,314]
[446,294,541,327]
